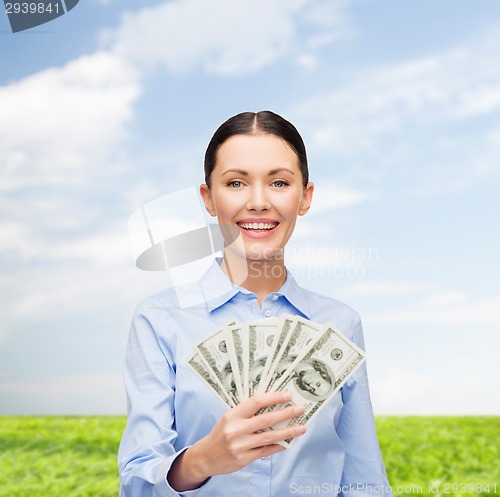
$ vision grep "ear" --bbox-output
[200,184,217,217]
[298,182,314,216]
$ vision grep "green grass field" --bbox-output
[0,416,498,497]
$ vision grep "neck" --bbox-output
[220,250,287,307]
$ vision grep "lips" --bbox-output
[237,222,278,231]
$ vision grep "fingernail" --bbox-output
[293,405,304,415]
[283,392,292,401]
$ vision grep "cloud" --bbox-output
[343,281,430,296]
[0,51,140,192]
[290,30,500,191]
[299,46,500,150]
[0,50,148,345]
[371,366,500,415]
[102,0,354,75]
[310,182,368,212]
[421,291,467,307]
[0,373,126,414]
[369,295,500,326]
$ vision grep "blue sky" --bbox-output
[1,0,499,415]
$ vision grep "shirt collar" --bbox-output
[199,258,312,319]
[278,268,312,319]
[198,258,240,312]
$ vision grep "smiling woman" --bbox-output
[118,111,392,497]
[200,131,314,297]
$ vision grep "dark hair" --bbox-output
[204,110,309,188]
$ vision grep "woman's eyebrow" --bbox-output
[221,167,296,176]
[268,167,295,176]
[221,168,249,176]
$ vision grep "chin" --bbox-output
[225,243,285,263]
[245,247,285,262]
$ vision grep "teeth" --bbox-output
[238,222,277,230]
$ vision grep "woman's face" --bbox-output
[201,133,314,262]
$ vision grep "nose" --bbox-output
[245,184,271,211]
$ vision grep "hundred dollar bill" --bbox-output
[196,322,239,405]
[257,315,297,393]
[188,352,234,408]
[265,316,326,392]
[247,317,279,397]
[225,323,247,401]
[264,325,366,447]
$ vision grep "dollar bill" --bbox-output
[188,352,234,408]
[225,323,247,401]
[256,315,296,393]
[264,316,326,392]
[196,322,239,406]
[247,317,279,397]
[189,317,366,450]
[264,324,366,447]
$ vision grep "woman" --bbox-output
[119,111,392,497]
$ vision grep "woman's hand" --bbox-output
[168,391,306,491]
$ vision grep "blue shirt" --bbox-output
[118,259,392,497]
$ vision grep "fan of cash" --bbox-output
[188,314,366,447]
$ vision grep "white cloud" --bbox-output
[0,373,126,414]
[102,0,353,75]
[369,295,500,326]
[486,126,500,144]
[0,50,146,344]
[0,51,140,192]
[343,281,429,296]
[310,182,369,212]
[290,32,500,190]
[0,250,169,347]
[285,182,369,241]
[0,215,129,265]
[371,366,500,415]
[421,291,467,307]
[295,53,318,71]
[306,47,500,151]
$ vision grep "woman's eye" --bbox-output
[272,180,288,188]
[227,180,243,188]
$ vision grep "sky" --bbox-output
[1,0,499,416]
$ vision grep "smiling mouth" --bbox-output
[237,222,278,231]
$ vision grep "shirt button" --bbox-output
[264,310,271,317]
[272,295,279,301]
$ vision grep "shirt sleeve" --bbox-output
[337,316,393,497]
[118,302,211,497]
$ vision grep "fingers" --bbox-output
[228,393,306,450]
[252,423,307,450]
[215,390,306,460]
[246,402,305,434]
[231,391,294,418]
[250,442,286,460]
[229,391,306,435]
[192,391,307,478]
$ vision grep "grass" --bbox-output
[0,416,498,497]
[377,416,499,496]
[0,416,125,497]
